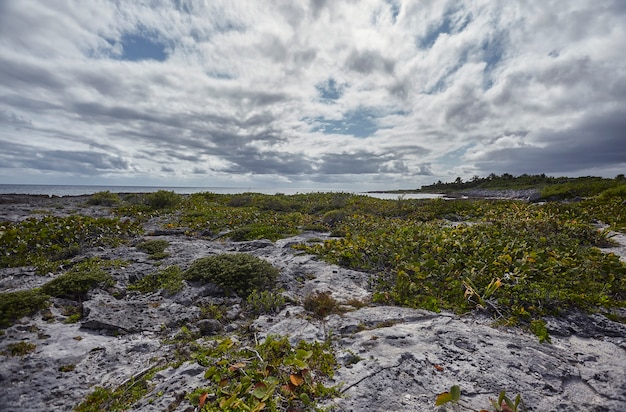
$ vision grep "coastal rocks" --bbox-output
[253,305,626,412]
[2,195,626,411]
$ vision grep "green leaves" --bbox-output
[0,215,141,271]
[188,336,338,411]
[435,385,461,405]
[298,197,626,342]
[185,254,279,298]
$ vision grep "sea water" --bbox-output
[0,184,441,199]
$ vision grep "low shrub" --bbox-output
[129,265,184,295]
[303,291,341,319]
[144,190,181,209]
[136,239,170,259]
[41,258,115,301]
[86,191,120,206]
[245,290,286,315]
[185,254,279,298]
[0,289,49,328]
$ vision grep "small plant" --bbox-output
[435,384,461,406]
[490,390,526,412]
[0,289,50,328]
[303,291,341,319]
[75,365,165,411]
[4,341,37,357]
[136,239,170,259]
[463,277,502,310]
[59,364,76,372]
[199,303,228,321]
[129,265,184,295]
[86,191,120,206]
[185,254,279,298]
[245,290,286,315]
[529,319,551,344]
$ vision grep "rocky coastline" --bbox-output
[1,194,625,411]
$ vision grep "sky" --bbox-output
[1,0,625,191]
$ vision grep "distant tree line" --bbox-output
[421,173,626,193]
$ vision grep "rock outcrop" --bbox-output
[1,195,625,411]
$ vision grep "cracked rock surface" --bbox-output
[1,195,625,411]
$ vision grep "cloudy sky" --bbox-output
[1,0,625,191]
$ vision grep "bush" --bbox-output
[0,289,49,328]
[303,291,341,319]
[86,191,120,206]
[245,289,286,315]
[136,239,170,259]
[129,265,184,295]
[144,190,182,209]
[184,253,279,298]
[41,259,115,300]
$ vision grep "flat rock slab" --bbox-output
[82,290,200,333]
[253,305,626,411]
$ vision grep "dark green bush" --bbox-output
[228,223,286,241]
[144,190,181,209]
[0,289,49,328]
[86,191,120,206]
[184,253,279,298]
[129,265,184,295]
[41,259,114,300]
[136,239,169,255]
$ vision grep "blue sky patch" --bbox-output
[117,32,168,62]
[310,108,382,138]
[386,0,401,23]
[316,78,344,101]
[419,6,472,49]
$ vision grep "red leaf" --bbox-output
[434,364,444,371]
[198,392,208,409]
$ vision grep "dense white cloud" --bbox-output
[0,0,624,190]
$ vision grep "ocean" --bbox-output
[0,184,441,199]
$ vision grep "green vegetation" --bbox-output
[3,341,37,357]
[41,258,117,301]
[297,200,626,338]
[420,173,626,198]
[0,215,141,273]
[136,239,170,259]
[185,254,279,298]
[128,265,184,295]
[74,365,164,412]
[86,191,121,206]
[1,258,123,328]
[186,335,338,411]
[245,290,286,315]
[0,289,49,328]
[144,190,182,210]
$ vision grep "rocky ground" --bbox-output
[1,194,625,411]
